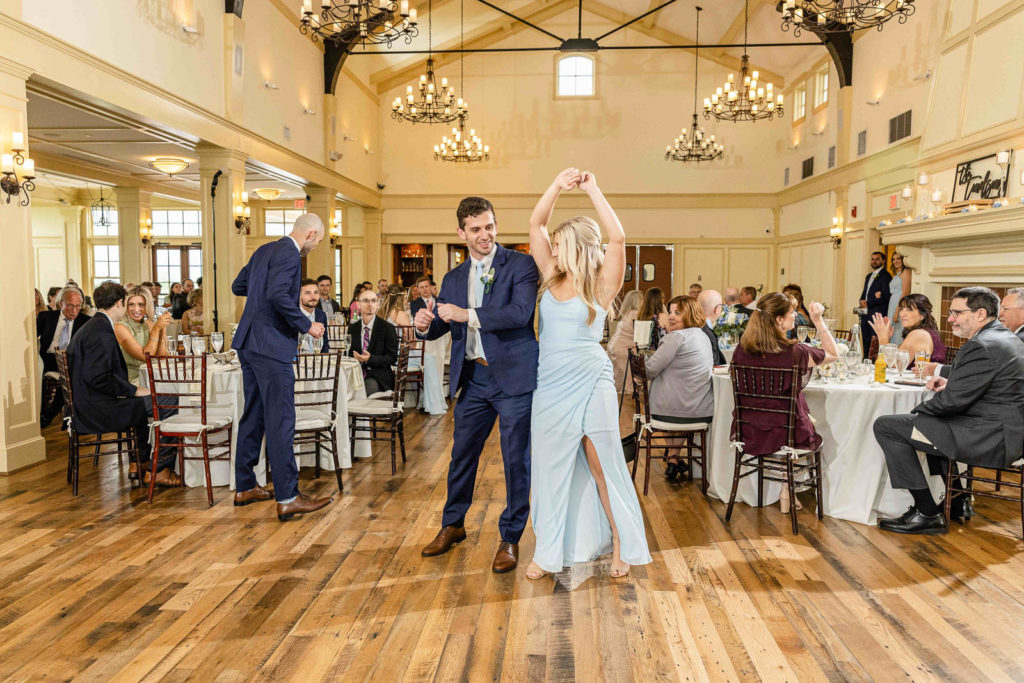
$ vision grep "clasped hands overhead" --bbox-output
[555,167,598,193]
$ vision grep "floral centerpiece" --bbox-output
[713,308,749,350]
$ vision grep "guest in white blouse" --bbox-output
[645,295,715,481]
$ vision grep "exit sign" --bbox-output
[889,194,898,210]
[294,199,305,209]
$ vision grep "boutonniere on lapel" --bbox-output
[481,267,496,295]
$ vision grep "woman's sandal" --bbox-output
[610,564,631,579]
[525,563,550,581]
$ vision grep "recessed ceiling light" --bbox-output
[148,157,190,176]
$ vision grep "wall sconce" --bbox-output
[866,99,880,106]
[1,131,36,207]
[234,191,251,234]
[140,217,153,246]
[829,216,842,249]
[303,106,316,115]
[329,218,342,247]
[264,80,279,90]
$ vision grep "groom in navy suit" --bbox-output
[231,213,333,521]
[416,196,539,573]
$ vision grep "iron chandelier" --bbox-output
[299,0,419,49]
[666,7,723,163]
[780,0,916,37]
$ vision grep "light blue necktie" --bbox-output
[58,319,72,350]
[475,261,484,308]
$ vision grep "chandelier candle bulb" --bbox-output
[400,0,408,15]
[1,154,12,174]
[22,158,34,177]
[302,0,311,13]
[409,8,416,22]
[244,205,251,218]
[11,131,24,149]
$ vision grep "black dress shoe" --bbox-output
[878,506,948,535]
[665,462,680,480]
[948,493,974,522]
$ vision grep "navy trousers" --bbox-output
[442,361,533,544]
[235,348,299,501]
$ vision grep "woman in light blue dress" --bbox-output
[526,168,652,580]
[887,251,911,345]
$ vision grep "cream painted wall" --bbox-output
[780,192,835,236]
[30,204,80,292]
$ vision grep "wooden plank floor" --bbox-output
[2,404,1024,681]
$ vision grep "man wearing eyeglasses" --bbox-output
[347,289,398,396]
[873,286,1024,535]
[999,287,1024,342]
[38,285,92,426]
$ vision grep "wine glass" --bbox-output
[211,332,224,354]
[845,351,860,378]
[797,325,809,343]
[312,334,324,353]
[192,336,206,355]
[806,326,817,342]
[895,350,910,377]
[880,344,897,370]
[181,334,193,355]
[915,349,930,378]
[165,335,177,355]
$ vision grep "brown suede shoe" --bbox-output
[421,525,467,556]
[234,485,274,507]
[277,493,333,521]
[492,542,519,573]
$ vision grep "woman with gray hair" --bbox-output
[606,288,644,392]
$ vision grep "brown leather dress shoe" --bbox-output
[421,525,467,556]
[277,493,333,521]
[234,485,274,507]
[492,542,519,573]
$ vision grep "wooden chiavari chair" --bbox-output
[347,345,411,475]
[293,351,344,493]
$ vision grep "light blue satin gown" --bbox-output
[530,291,653,573]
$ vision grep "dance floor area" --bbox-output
[2,406,1024,681]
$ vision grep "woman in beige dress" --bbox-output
[606,289,643,393]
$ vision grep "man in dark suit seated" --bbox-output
[873,286,1024,535]
[232,214,333,520]
[38,285,91,426]
[999,287,1024,342]
[348,288,399,395]
[66,281,180,486]
[409,276,437,320]
[859,251,893,351]
[697,289,727,366]
[316,274,343,319]
[299,278,330,353]
[736,286,757,317]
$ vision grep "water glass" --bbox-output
[165,335,177,355]
[181,335,193,355]
[882,343,898,370]
[312,334,324,353]
[895,350,910,376]
[192,336,207,355]
[211,332,224,354]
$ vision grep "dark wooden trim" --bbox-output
[226,0,243,18]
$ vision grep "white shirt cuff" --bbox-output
[467,309,481,329]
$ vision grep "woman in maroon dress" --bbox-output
[731,292,839,514]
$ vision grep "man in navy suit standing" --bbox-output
[415,196,539,573]
[859,250,893,351]
[231,213,333,520]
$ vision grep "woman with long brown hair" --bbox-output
[732,291,838,513]
[868,292,946,366]
[637,287,667,349]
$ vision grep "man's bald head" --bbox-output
[723,287,739,304]
[289,213,324,256]
[697,289,723,321]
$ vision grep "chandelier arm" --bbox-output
[578,0,582,39]
[743,0,748,49]
[348,41,821,55]
[692,6,699,117]
[474,0,564,42]
[594,0,677,42]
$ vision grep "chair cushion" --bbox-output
[295,408,333,430]
[157,411,232,433]
[347,398,397,416]
[649,419,709,432]
[367,390,393,400]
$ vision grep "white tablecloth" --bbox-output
[706,372,944,525]
[144,357,370,489]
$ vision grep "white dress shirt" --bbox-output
[47,314,75,354]
[465,249,496,361]
[288,235,301,252]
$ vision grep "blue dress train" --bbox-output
[530,291,652,573]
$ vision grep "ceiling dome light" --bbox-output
[148,157,190,176]
[251,188,282,200]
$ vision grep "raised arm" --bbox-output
[529,168,581,279]
[579,172,626,309]
[807,301,838,367]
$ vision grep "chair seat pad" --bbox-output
[348,398,397,416]
[649,419,709,432]
[158,412,232,433]
[295,408,333,430]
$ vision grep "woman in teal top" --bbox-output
[114,285,172,386]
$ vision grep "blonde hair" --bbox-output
[378,287,406,322]
[125,285,155,321]
[187,288,202,309]
[615,289,643,322]
[539,216,605,326]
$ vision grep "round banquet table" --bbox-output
[143,356,371,490]
[704,371,945,525]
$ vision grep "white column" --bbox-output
[114,187,151,284]
[198,145,249,331]
[0,57,45,472]
[304,185,338,283]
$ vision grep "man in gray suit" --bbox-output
[999,287,1024,342]
[873,286,1024,535]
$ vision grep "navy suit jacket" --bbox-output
[860,268,893,317]
[409,297,434,319]
[232,237,313,363]
[422,244,539,399]
[37,309,91,374]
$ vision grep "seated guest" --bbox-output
[38,285,91,426]
[723,287,740,307]
[46,286,61,310]
[645,295,714,481]
[169,292,189,320]
[638,287,667,350]
[380,285,414,332]
[67,281,180,486]
[181,289,204,335]
[607,289,644,392]
[34,288,47,316]
[782,284,811,328]
[316,274,343,317]
[873,286,1024,535]
[868,293,946,366]
[696,289,727,366]
[688,283,703,297]
[999,287,1024,342]
[114,286,172,386]
[732,292,838,514]
[182,278,195,295]
[348,283,366,319]
[347,287,398,395]
[298,278,330,353]
[409,276,436,318]
[163,282,182,308]
[736,286,757,317]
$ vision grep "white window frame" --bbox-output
[813,66,829,111]
[264,208,306,237]
[793,85,807,123]
[152,209,202,237]
[555,54,596,98]
[91,244,121,292]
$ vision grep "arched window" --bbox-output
[556,55,595,97]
